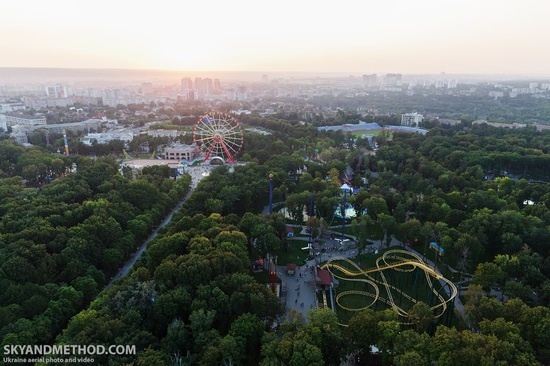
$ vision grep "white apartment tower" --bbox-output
[45,84,70,98]
[401,113,424,127]
[181,77,194,100]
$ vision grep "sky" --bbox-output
[1,0,550,75]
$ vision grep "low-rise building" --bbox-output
[120,159,183,178]
[472,120,527,129]
[10,118,104,136]
[147,129,180,138]
[11,130,28,144]
[163,143,200,161]
[437,118,461,126]
[4,113,47,127]
[317,121,382,133]
[81,131,134,146]
[0,103,25,113]
[534,123,550,132]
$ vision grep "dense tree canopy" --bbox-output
[0,143,191,352]
[2,115,550,365]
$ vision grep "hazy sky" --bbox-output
[1,0,549,75]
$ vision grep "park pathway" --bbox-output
[106,166,211,288]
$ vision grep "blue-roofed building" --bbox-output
[317,120,427,135]
[384,125,428,135]
[317,121,382,133]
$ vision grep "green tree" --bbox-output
[378,213,397,247]
[472,262,506,290]
[408,302,435,333]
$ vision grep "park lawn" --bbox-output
[275,239,311,265]
[346,221,384,241]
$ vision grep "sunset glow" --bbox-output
[1,0,549,74]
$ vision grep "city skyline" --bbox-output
[1,0,550,75]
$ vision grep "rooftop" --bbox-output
[6,113,45,119]
[316,268,333,286]
[317,121,382,132]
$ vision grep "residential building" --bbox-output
[45,84,70,98]
[383,73,402,86]
[4,113,47,127]
[11,130,28,144]
[401,112,424,127]
[181,77,195,100]
[0,114,7,131]
[181,77,193,91]
[362,74,377,87]
[0,103,25,113]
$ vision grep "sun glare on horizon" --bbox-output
[1,0,550,75]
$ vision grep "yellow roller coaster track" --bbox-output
[321,249,458,326]
[322,287,328,308]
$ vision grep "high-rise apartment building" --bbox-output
[181,77,194,100]
[362,74,377,87]
[181,77,193,92]
[383,74,402,86]
[45,84,70,98]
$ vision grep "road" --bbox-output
[106,166,212,288]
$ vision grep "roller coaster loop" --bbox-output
[321,249,458,326]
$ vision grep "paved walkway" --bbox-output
[107,167,213,288]
[277,239,385,320]
[277,260,318,318]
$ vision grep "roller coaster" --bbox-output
[321,249,458,326]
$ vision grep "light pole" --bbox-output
[340,183,351,242]
[269,174,273,214]
[308,193,314,256]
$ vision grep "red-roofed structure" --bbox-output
[316,268,333,286]
[286,226,294,237]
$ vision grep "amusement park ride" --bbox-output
[322,249,457,326]
[193,112,244,164]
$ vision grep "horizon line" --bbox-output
[1,66,550,78]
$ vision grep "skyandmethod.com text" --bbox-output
[3,344,136,361]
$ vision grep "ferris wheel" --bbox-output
[193,112,244,163]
